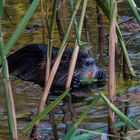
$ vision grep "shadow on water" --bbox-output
[1,0,140,139]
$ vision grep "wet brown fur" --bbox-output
[8,44,94,90]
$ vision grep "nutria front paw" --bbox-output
[71,76,80,90]
[95,70,106,81]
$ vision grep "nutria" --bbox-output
[7,44,105,91]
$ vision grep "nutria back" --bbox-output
[8,44,58,86]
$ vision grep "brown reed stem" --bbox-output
[66,0,87,89]
[96,6,104,64]
[108,0,117,138]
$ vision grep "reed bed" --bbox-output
[1,0,140,139]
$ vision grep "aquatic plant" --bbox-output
[21,90,69,133]
[66,0,88,89]
[107,0,117,136]
[1,0,140,140]
[63,92,139,140]
[46,0,58,82]
[0,1,17,139]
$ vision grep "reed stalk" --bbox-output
[96,6,104,64]
[66,0,87,89]
[46,0,50,36]
[0,1,17,139]
[127,0,140,24]
[116,25,136,76]
[46,0,58,82]
[74,129,126,140]
[108,0,117,137]
[64,94,101,140]
[75,121,126,139]
[64,91,139,140]
[100,93,139,130]
[22,90,69,133]
[31,0,82,133]
[95,0,136,76]
[122,53,129,79]
[68,0,80,44]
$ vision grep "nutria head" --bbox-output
[53,48,105,91]
[76,52,99,80]
[55,48,99,79]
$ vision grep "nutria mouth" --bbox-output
[7,44,105,91]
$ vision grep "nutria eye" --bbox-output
[86,62,90,66]
[85,61,94,66]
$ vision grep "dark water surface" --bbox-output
[1,1,140,140]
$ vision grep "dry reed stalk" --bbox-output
[66,46,79,88]
[30,45,67,138]
[96,6,104,64]
[108,0,117,137]
[38,45,66,113]
[66,0,87,89]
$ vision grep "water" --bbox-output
[1,1,140,139]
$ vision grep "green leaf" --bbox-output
[127,0,140,24]
[101,93,139,130]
